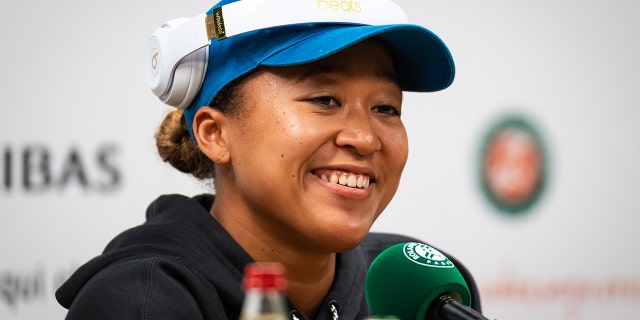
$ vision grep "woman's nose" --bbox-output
[334,108,382,156]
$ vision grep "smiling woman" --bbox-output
[54,0,478,319]
[201,40,407,253]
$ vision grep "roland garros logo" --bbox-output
[403,242,454,268]
[479,114,547,214]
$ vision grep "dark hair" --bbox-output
[154,75,247,180]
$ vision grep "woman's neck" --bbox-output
[210,202,337,318]
[282,252,336,318]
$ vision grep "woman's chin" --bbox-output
[319,227,370,253]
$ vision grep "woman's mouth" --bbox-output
[313,169,373,189]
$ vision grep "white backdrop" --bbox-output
[1,1,639,319]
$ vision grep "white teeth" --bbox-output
[347,175,357,187]
[317,171,371,189]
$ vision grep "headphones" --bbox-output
[143,0,409,109]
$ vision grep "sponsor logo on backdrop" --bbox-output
[482,270,640,320]
[0,264,78,310]
[478,114,547,215]
[0,143,121,311]
[1,143,121,193]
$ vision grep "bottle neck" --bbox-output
[240,288,289,320]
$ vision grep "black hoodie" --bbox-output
[56,194,480,319]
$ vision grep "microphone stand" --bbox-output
[426,295,490,320]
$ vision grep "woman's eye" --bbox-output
[312,96,340,108]
[373,105,401,116]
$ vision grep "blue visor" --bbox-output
[184,10,454,137]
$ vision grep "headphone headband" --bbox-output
[144,0,409,108]
[206,0,408,40]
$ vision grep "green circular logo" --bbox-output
[478,114,548,215]
[403,242,454,268]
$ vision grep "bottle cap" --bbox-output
[243,262,287,291]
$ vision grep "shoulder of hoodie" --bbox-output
[103,194,215,256]
[62,254,220,319]
[58,194,234,314]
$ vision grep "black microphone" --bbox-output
[365,242,491,320]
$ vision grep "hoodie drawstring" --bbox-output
[329,301,339,320]
[288,301,339,320]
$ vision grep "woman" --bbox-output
[56,0,479,319]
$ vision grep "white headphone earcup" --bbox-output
[160,46,209,109]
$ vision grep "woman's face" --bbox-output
[216,39,408,252]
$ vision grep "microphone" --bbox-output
[365,242,490,320]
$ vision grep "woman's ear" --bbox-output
[193,107,231,164]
